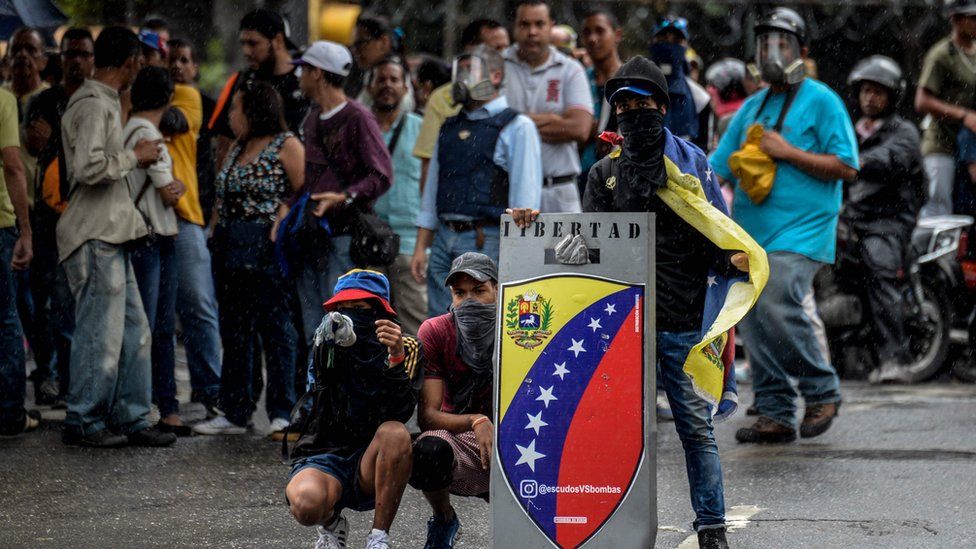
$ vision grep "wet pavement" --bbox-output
[2,366,975,548]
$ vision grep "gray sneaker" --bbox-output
[314,513,348,549]
[364,529,390,549]
[192,416,246,435]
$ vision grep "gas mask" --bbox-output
[756,32,805,86]
[450,54,497,105]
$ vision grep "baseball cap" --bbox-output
[240,8,298,51]
[653,15,689,40]
[323,269,397,316]
[608,85,653,105]
[445,252,498,287]
[291,40,353,76]
[138,29,167,55]
[605,55,670,108]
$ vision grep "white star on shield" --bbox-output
[525,411,548,435]
[567,339,586,358]
[515,439,546,472]
[536,385,558,408]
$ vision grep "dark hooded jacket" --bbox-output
[582,131,740,332]
[289,333,424,460]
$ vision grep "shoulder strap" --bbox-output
[753,83,800,133]
[208,71,240,131]
[124,124,155,206]
[773,84,800,133]
[386,115,407,155]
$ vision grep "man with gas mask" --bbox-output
[410,45,542,318]
[843,56,924,383]
[283,269,422,549]
[409,252,498,548]
[711,7,858,444]
[513,54,770,549]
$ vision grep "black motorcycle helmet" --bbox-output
[605,55,670,109]
[705,58,748,101]
[755,7,807,44]
[848,55,906,109]
[943,0,976,17]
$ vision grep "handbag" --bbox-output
[343,115,406,268]
[727,84,799,204]
[349,209,400,267]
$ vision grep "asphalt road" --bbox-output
[2,365,975,548]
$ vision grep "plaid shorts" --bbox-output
[416,429,490,498]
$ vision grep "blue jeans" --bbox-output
[62,240,152,436]
[658,331,726,531]
[296,234,354,345]
[0,227,27,433]
[131,236,179,417]
[26,238,74,396]
[426,225,499,317]
[174,221,221,405]
[739,251,840,426]
[214,244,297,426]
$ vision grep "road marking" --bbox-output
[675,505,764,548]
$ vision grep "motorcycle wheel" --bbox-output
[903,283,952,382]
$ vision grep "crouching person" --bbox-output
[284,270,423,549]
[411,253,498,548]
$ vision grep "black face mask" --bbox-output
[616,108,668,194]
[334,308,389,372]
[450,299,497,416]
[451,299,496,374]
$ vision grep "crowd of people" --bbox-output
[3,0,976,548]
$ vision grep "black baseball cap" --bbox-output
[606,55,670,109]
[240,8,298,51]
[446,253,498,287]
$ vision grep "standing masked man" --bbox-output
[710,7,858,445]
[511,56,769,549]
[843,56,924,383]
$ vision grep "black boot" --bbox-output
[698,527,729,549]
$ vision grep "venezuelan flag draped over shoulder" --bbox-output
[651,129,769,420]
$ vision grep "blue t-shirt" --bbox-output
[709,79,859,263]
[374,111,422,254]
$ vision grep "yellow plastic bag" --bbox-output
[728,123,776,204]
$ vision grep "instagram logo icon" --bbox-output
[520,479,538,499]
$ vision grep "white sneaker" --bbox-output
[192,416,246,435]
[364,529,390,549]
[315,513,348,549]
[268,417,290,436]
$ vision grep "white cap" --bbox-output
[291,40,352,76]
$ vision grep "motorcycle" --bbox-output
[815,215,973,382]
[949,226,976,382]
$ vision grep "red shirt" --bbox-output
[418,313,492,416]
